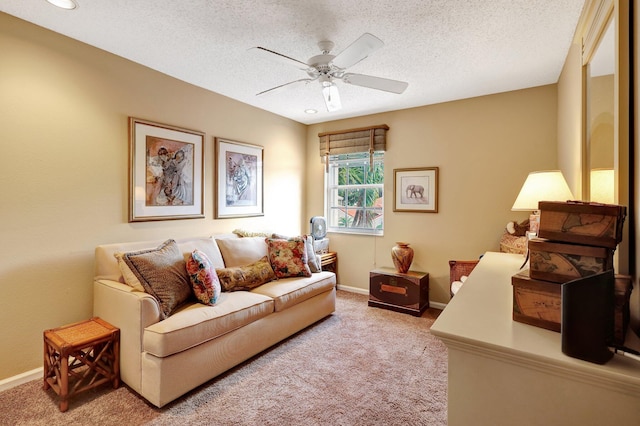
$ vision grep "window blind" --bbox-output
[318,124,388,170]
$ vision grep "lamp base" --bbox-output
[529,212,540,236]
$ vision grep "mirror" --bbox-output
[580,0,631,275]
[587,17,614,204]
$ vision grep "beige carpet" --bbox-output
[0,290,447,425]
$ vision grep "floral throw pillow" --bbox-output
[266,237,312,279]
[186,249,221,305]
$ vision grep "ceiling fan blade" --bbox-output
[322,83,342,112]
[250,47,309,70]
[342,73,409,94]
[256,78,314,96]
[331,33,384,69]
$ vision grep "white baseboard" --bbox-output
[336,284,369,295]
[0,367,42,392]
[337,284,446,311]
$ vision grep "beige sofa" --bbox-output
[93,234,336,407]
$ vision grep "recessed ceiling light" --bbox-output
[46,0,78,10]
[305,109,317,114]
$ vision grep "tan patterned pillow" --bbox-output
[266,237,312,279]
[232,229,271,237]
[215,256,276,292]
[122,239,192,319]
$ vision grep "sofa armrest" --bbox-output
[93,279,161,393]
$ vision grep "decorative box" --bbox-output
[538,201,626,249]
[614,275,633,345]
[512,270,632,338]
[369,268,429,316]
[511,269,561,332]
[528,238,613,284]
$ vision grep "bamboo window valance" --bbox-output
[318,124,389,170]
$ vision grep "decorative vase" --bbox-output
[391,242,414,273]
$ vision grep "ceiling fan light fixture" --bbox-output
[46,0,78,10]
[322,83,341,112]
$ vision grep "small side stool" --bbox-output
[320,252,337,274]
[43,317,120,412]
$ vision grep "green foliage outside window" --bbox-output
[327,152,384,235]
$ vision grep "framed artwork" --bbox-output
[129,117,204,222]
[393,167,439,213]
[214,137,264,218]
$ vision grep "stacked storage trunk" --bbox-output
[511,201,631,344]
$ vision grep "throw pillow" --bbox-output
[303,235,322,273]
[122,239,192,319]
[232,229,271,238]
[266,237,312,279]
[113,252,146,292]
[270,234,321,273]
[215,237,268,267]
[216,256,276,291]
[185,249,221,306]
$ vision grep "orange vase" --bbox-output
[391,242,414,273]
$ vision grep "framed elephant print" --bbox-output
[393,167,439,213]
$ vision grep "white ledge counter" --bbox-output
[431,251,640,426]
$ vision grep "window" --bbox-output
[326,152,384,235]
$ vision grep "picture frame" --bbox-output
[393,167,439,213]
[214,137,264,218]
[129,117,204,222]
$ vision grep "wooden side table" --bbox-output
[369,267,429,316]
[320,252,338,281]
[43,317,120,412]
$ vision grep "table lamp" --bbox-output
[512,170,574,236]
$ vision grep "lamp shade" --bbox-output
[590,168,614,204]
[512,170,574,211]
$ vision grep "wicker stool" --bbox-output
[43,317,120,412]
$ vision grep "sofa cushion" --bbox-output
[215,237,267,267]
[95,236,225,282]
[266,237,312,279]
[216,256,276,291]
[176,237,226,269]
[251,272,336,312]
[122,239,192,319]
[186,249,221,306]
[143,291,274,357]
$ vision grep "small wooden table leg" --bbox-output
[59,352,69,412]
[112,336,120,388]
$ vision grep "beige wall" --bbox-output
[306,86,559,301]
[0,13,307,380]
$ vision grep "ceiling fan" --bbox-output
[251,33,409,112]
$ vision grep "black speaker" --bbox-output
[561,270,614,364]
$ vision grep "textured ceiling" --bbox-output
[1,0,586,125]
